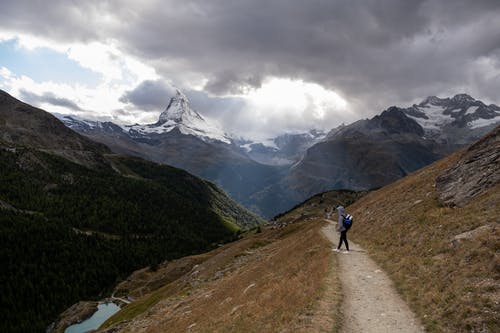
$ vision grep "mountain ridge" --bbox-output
[272,93,500,213]
[0,90,111,168]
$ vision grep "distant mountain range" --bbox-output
[59,91,293,215]
[234,129,326,166]
[262,93,500,212]
[58,91,500,217]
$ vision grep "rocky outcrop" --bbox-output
[436,125,500,207]
[48,301,98,333]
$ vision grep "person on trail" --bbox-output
[334,205,350,254]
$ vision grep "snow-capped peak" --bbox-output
[127,90,231,144]
[420,95,444,106]
[419,94,476,107]
[451,93,475,104]
[405,93,500,133]
[158,89,204,124]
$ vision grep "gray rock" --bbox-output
[436,125,500,207]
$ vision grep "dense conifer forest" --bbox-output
[0,147,259,332]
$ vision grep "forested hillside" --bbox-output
[0,144,261,332]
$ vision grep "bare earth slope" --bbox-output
[323,222,424,332]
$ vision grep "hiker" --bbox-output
[325,207,332,219]
[334,205,351,254]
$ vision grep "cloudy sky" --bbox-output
[1,0,499,140]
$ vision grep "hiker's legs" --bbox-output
[338,230,349,250]
[343,231,349,251]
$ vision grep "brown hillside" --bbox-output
[348,147,499,332]
[99,218,342,333]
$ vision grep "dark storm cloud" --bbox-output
[204,71,263,95]
[0,0,103,42]
[115,0,500,109]
[19,89,84,111]
[2,0,500,117]
[119,80,175,111]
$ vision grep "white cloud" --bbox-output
[214,78,356,140]
[0,32,161,124]
[244,78,348,118]
[0,66,13,79]
[0,30,159,85]
[67,41,158,83]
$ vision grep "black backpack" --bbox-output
[343,214,353,230]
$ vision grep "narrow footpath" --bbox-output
[322,221,425,333]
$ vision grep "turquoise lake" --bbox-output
[64,302,120,333]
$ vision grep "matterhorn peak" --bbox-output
[158,89,204,124]
[124,88,231,144]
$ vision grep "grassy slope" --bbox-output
[100,221,340,332]
[99,190,364,332]
[348,151,499,332]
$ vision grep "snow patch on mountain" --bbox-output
[469,114,500,129]
[234,129,326,166]
[240,143,253,153]
[465,106,479,115]
[55,114,128,134]
[261,139,279,150]
[406,104,453,130]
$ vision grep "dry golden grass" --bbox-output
[348,151,500,332]
[100,216,342,333]
[112,252,218,300]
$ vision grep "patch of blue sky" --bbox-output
[0,38,101,86]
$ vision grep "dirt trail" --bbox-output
[322,221,425,333]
